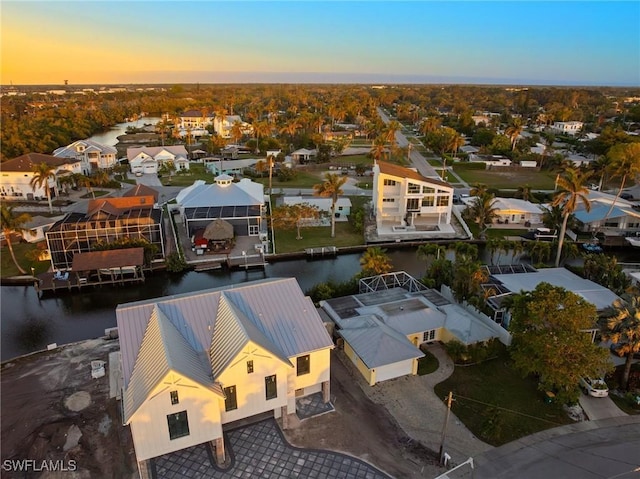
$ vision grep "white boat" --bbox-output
[626,237,640,248]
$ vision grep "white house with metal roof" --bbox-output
[283,196,352,220]
[461,196,544,226]
[116,278,334,476]
[53,139,117,174]
[571,191,640,236]
[127,146,189,175]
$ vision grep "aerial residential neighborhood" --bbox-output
[1,2,640,479]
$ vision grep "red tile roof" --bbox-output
[86,195,155,215]
[122,184,159,202]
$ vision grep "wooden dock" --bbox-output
[305,246,338,259]
[34,271,145,295]
[227,253,267,270]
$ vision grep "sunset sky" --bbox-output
[2,1,639,86]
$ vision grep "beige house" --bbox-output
[116,278,333,476]
[212,115,253,139]
[372,161,454,235]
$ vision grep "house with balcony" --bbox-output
[552,121,583,136]
[176,110,214,138]
[53,139,118,174]
[116,277,334,477]
[371,161,455,239]
[127,146,189,174]
[0,153,81,201]
[45,187,164,270]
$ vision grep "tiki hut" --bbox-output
[203,219,234,250]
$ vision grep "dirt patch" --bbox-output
[281,350,445,478]
[1,339,137,479]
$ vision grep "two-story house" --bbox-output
[552,121,583,136]
[0,153,81,201]
[127,146,189,174]
[53,139,118,174]
[372,161,454,236]
[212,115,253,139]
[116,278,334,477]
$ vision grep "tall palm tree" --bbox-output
[230,121,244,145]
[313,173,348,238]
[30,162,56,213]
[360,247,393,277]
[551,168,591,267]
[598,294,640,390]
[0,204,32,274]
[516,185,532,202]
[253,120,271,154]
[370,136,387,162]
[603,142,640,221]
[419,117,441,136]
[505,118,523,151]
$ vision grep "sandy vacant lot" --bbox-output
[1,340,449,479]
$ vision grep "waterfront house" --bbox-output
[116,278,334,476]
[320,272,503,386]
[283,196,352,220]
[53,139,118,174]
[22,214,65,243]
[176,176,265,239]
[572,190,640,236]
[0,153,81,201]
[127,146,189,175]
[45,187,164,270]
[461,196,544,226]
[371,161,455,238]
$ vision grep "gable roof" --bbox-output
[123,304,223,423]
[53,140,117,157]
[179,182,263,208]
[86,195,155,216]
[493,197,544,214]
[210,293,291,378]
[377,161,451,189]
[0,153,80,172]
[181,109,211,118]
[117,278,333,388]
[126,146,188,162]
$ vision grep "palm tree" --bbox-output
[30,162,56,213]
[599,294,640,390]
[230,120,244,145]
[253,120,271,154]
[505,118,523,151]
[516,185,532,202]
[540,132,555,170]
[360,247,393,277]
[313,173,348,238]
[0,204,32,274]
[603,143,640,222]
[551,168,591,267]
[419,117,441,136]
[466,192,499,239]
[370,136,387,162]
[92,169,109,187]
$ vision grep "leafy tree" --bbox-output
[417,243,446,271]
[271,203,319,240]
[30,162,56,213]
[313,172,348,238]
[551,168,591,267]
[508,283,612,403]
[582,254,631,296]
[423,256,453,290]
[471,128,495,147]
[599,294,640,390]
[0,205,32,274]
[359,247,393,277]
[523,240,552,265]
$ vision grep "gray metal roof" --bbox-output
[178,182,263,208]
[492,267,621,310]
[123,305,223,423]
[117,278,333,389]
[53,139,117,157]
[338,316,424,368]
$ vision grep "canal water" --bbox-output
[87,117,162,148]
[1,249,430,361]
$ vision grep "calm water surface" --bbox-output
[2,250,429,361]
[87,117,162,148]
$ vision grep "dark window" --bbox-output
[247,360,254,374]
[297,355,310,376]
[170,390,179,405]
[167,411,190,440]
[406,198,420,211]
[437,196,450,207]
[224,386,237,411]
[383,179,396,186]
[422,196,434,207]
[408,183,420,194]
[265,375,277,400]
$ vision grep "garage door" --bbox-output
[143,163,157,174]
[374,359,414,383]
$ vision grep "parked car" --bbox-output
[135,172,143,177]
[579,377,609,397]
[621,192,634,201]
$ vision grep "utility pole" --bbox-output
[439,391,453,465]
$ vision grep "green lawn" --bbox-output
[417,348,439,375]
[452,164,557,190]
[332,155,373,166]
[273,221,363,253]
[160,164,216,186]
[1,242,51,277]
[254,171,325,190]
[434,349,573,446]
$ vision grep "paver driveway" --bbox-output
[153,419,393,479]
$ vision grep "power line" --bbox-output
[451,393,565,426]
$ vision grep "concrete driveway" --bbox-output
[579,392,627,420]
[133,172,162,187]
